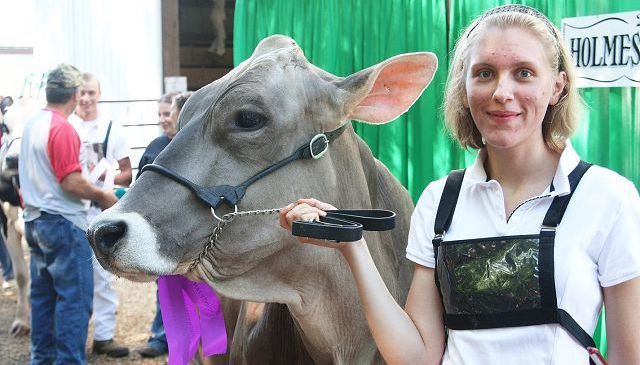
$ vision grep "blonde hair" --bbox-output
[443,6,582,152]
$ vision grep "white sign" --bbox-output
[562,10,640,88]
[164,76,188,93]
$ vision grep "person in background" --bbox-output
[19,64,118,364]
[135,92,177,174]
[0,96,15,290]
[279,5,640,365]
[69,72,132,358]
[0,233,14,289]
[137,91,193,358]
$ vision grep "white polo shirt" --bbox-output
[69,113,131,221]
[406,142,640,365]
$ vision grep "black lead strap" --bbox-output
[291,209,396,242]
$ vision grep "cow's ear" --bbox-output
[337,52,437,124]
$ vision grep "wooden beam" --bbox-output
[162,0,180,82]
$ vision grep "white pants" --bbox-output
[92,253,118,341]
[88,206,119,341]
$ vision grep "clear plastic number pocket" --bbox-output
[437,235,541,315]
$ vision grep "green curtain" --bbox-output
[234,0,454,202]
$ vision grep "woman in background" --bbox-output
[137,91,193,358]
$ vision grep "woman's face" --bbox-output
[464,26,566,152]
[158,102,177,138]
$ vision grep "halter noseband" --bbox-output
[140,124,347,210]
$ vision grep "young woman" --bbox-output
[279,5,640,364]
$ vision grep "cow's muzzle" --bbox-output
[87,219,127,256]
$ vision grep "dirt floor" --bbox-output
[0,277,168,364]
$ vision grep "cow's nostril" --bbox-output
[90,220,127,252]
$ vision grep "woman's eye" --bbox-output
[478,70,492,79]
[518,69,533,78]
[234,111,266,131]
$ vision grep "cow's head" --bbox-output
[87,35,436,300]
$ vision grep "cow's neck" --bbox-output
[285,250,379,364]
[285,129,384,364]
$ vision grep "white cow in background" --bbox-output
[0,96,40,336]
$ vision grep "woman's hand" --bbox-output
[279,198,359,249]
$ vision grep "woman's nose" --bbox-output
[492,77,514,104]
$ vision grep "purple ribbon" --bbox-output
[158,275,227,365]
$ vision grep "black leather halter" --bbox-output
[140,125,347,210]
[141,123,396,242]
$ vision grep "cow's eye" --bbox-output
[234,110,266,131]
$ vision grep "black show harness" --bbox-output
[433,161,598,364]
[140,124,395,243]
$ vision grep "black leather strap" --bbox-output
[291,209,396,242]
[140,124,348,209]
[141,164,243,208]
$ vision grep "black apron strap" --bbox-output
[539,161,592,309]
[557,309,597,349]
[538,229,557,308]
[445,308,596,348]
[434,169,466,236]
[540,160,596,363]
[542,161,592,228]
[432,169,466,313]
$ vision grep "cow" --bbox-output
[0,96,39,337]
[88,35,437,364]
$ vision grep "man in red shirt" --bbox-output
[19,64,118,364]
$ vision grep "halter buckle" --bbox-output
[309,133,329,160]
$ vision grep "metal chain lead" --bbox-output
[188,207,281,273]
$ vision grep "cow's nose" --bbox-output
[88,220,127,253]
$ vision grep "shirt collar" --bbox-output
[550,140,580,196]
[462,141,581,196]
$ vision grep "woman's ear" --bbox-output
[549,71,567,106]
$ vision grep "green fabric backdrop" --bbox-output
[234,0,640,357]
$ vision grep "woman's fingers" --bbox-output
[279,202,327,231]
[279,203,295,230]
[297,198,337,211]
[278,198,364,250]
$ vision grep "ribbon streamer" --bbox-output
[158,275,227,365]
